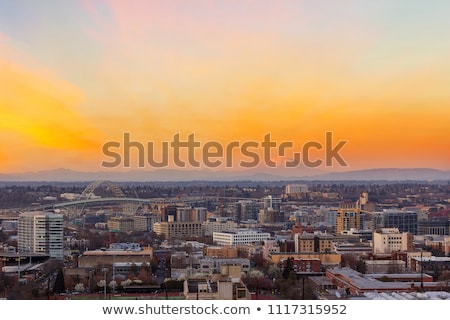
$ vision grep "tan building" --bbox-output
[294,232,334,254]
[372,228,413,255]
[258,208,284,224]
[190,207,207,222]
[204,246,238,258]
[446,236,450,256]
[262,240,280,260]
[268,252,341,267]
[153,221,203,239]
[183,264,251,300]
[77,246,153,268]
[405,251,432,270]
[202,219,238,236]
[424,236,450,255]
[108,216,134,232]
[132,214,158,232]
[336,203,362,234]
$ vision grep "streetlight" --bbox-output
[101,268,109,300]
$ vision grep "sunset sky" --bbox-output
[0,0,449,174]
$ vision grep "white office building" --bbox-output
[213,229,272,246]
[285,184,308,194]
[372,228,413,255]
[18,211,64,259]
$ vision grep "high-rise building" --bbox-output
[358,191,369,208]
[132,213,159,232]
[190,207,207,222]
[237,200,258,221]
[161,205,178,222]
[18,211,63,259]
[262,195,281,211]
[336,203,362,234]
[174,207,190,222]
[382,209,418,235]
[258,208,284,224]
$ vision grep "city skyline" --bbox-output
[1,1,450,174]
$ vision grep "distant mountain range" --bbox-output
[0,167,449,183]
[313,168,450,181]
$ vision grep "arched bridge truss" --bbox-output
[71,180,139,216]
[79,180,126,199]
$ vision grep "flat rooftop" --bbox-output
[328,268,437,291]
[82,248,152,256]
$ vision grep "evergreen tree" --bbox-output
[282,257,294,279]
[53,268,65,294]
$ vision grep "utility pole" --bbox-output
[102,267,109,300]
[420,250,424,292]
[112,255,115,294]
[17,253,20,285]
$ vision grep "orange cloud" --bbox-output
[0,38,103,172]
[1,3,449,173]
